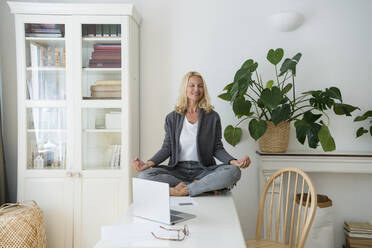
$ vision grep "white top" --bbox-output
[95,192,246,248]
[179,118,199,162]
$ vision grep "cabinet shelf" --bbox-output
[27,67,65,71]
[82,68,121,72]
[27,129,66,133]
[26,37,65,41]
[83,129,121,133]
[82,37,121,42]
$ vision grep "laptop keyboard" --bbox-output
[170,215,183,222]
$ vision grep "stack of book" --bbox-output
[88,43,121,68]
[26,24,64,37]
[90,80,121,99]
[344,221,372,248]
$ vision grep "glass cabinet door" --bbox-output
[25,23,66,100]
[81,24,121,100]
[24,23,67,170]
[81,23,123,170]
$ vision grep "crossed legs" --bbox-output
[137,164,241,196]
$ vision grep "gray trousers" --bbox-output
[137,161,241,196]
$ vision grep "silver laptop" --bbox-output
[132,178,196,225]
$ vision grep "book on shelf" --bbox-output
[109,145,121,168]
[95,80,121,86]
[345,222,372,232]
[88,63,121,68]
[91,55,121,60]
[91,85,121,92]
[91,91,121,98]
[29,41,65,67]
[95,24,102,37]
[93,44,121,50]
[25,23,64,37]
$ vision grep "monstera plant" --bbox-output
[219,48,359,152]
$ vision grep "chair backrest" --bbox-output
[256,167,317,248]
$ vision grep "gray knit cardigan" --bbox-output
[149,108,236,167]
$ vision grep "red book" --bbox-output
[92,55,121,60]
[89,59,121,63]
[89,63,121,68]
[92,50,121,55]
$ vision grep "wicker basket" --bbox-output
[258,121,290,153]
[0,201,46,248]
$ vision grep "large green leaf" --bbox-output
[318,125,336,151]
[241,59,258,72]
[233,96,252,117]
[294,117,322,149]
[218,92,232,101]
[294,120,308,144]
[230,78,249,102]
[234,68,251,82]
[303,111,322,123]
[223,82,234,91]
[282,83,292,95]
[309,90,334,111]
[333,103,359,116]
[249,119,267,141]
[292,53,302,63]
[326,87,342,101]
[266,80,274,88]
[267,48,284,65]
[354,111,372,122]
[356,127,368,138]
[271,104,291,125]
[224,125,242,146]
[260,86,282,110]
[279,53,302,76]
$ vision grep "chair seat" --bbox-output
[246,239,289,248]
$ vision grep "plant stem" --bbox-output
[292,75,296,107]
[289,107,316,121]
[235,117,249,127]
[275,65,279,85]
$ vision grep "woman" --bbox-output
[132,71,250,196]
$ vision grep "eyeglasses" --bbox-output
[151,225,189,241]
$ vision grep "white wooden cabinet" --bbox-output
[8,2,141,248]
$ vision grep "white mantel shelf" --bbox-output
[257,151,372,175]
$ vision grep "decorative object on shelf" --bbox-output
[354,110,372,138]
[105,111,121,129]
[219,48,359,152]
[0,201,46,248]
[268,11,304,32]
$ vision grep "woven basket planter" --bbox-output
[0,201,46,248]
[258,121,290,153]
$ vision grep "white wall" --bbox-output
[1,0,372,247]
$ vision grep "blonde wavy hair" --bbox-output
[175,71,214,114]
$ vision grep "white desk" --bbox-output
[94,192,246,248]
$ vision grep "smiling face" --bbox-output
[186,75,204,104]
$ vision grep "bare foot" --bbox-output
[170,182,189,196]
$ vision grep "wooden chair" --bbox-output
[246,167,317,248]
